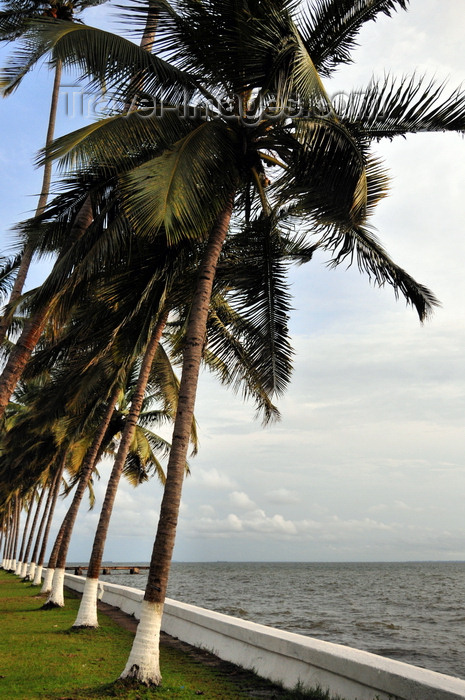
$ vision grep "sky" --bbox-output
[1,1,464,563]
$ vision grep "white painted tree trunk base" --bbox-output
[15,560,22,575]
[20,562,28,578]
[41,567,54,594]
[45,568,65,607]
[27,562,36,582]
[10,559,16,571]
[120,600,163,685]
[73,577,99,627]
[33,564,43,586]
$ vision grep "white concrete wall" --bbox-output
[63,573,465,700]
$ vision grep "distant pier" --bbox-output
[66,565,148,576]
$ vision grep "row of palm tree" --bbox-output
[0,0,287,633]
[2,0,465,688]
[0,0,111,346]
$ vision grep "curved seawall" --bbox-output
[64,572,465,700]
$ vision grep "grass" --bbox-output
[0,570,341,700]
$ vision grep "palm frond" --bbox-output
[278,117,369,227]
[323,223,439,321]
[300,0,409,78]
[218,215,295,400]
[120,120,239,243]
[289,26,334,115]
[341,75,465,139]
[202,310,281,425]
[0,253,22,301]
[38,108,199,173]
[1,18,197,100]
[0,33,48,94]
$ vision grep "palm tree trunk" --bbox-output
[25,479,48,581]
[30,475,58,584]
[121,192,235,685]
[39,455,68,593]
[0,61,63,347]
[21,484,46,579]
[2,503,12,569]
[44,387,120,606]
[16,488,36,576]
[34,467,63,586]
[11,497,20,571]
[73,314,168,628]
[9,501,18,570]
[0,515,4,564]
[3,503,13,569]
[0,195,94,420]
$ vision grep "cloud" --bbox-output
[190,468,237,490]
[229,491,256,510]
[227,514,243,531]
[266,489,301,505]
[181,507,409,544]
[367,500,426,515]
[199,505,216,517]
[184,507,298,538]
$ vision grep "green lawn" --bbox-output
[0,570,337,700]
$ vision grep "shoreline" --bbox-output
[65,571,465,700]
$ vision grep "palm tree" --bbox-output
[0,0,189,417]
[21,478,49,580]
[9,494,20,571]
[32,291,169,603]
[26,175,288,609]
[0,501,14,566]
[39,389,121,596]
[0,0,109,346]
[18,485,45,578]
[72,321,183,624]
[14,486,36,575]
[96,0,462,684]
[0,500,12,568]
[4,0,465,684]
[31,463,65,585]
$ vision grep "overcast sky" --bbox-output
[1,1,464,563]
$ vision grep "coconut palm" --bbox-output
[1,499,13,568]
[20,478,48,579]
[0,337,125,591]
[0,0,195,417]
[7,494,20,571]
[71,318,188,624]
[28,278,177,604]
[27,184,292,612]
[0,195,95,419]
[14,485,36,575]
[58,0,461,684]
[43,345,189,606]
[0,0,110,346]
[40,387,121,595]
[31,463,65,584]
[4,0,465,684]
[18,485,45,578]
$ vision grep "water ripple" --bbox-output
[99,561,465,679]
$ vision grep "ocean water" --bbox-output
[99,561,465,680]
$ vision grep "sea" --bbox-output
[97,561,465,680]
